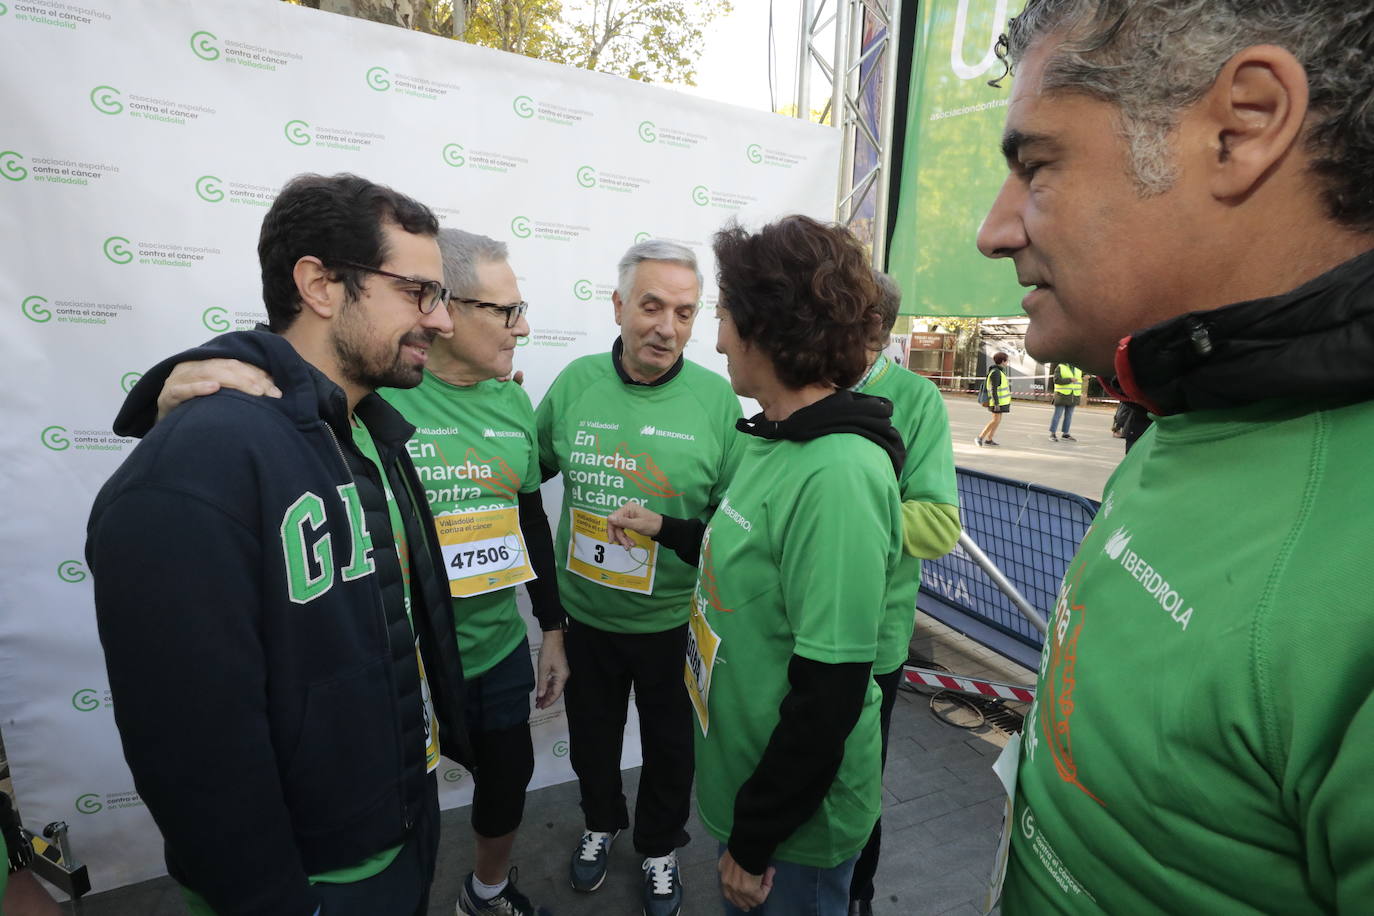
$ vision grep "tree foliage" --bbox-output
[284,0,732,86]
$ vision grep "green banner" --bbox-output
[888,0,1026,316]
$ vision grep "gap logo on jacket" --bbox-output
[281,483,377,604]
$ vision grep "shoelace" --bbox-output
[578,831,610,862]
[643,855,676,895]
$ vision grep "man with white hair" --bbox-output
[976,1,1374,910]
[535,240,742,916]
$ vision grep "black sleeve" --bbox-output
[88,488,318,916]
[518,489,566,630]
[540,461,560,483]
[653,514,707,567]
[727,655,873,875]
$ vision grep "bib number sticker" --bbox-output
[684,591,721,735]
[434,506,535,598]
[566,507,657,594]
[985,731,1022,912]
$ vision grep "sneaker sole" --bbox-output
[571,874,607,893]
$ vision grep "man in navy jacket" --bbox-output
[87,173,471,916]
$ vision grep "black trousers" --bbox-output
[850,667,902,903]
[312,772,440,916]
[563,617,694,857]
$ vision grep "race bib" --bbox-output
[985,731,1022,912]
[416,642,440,773]
[684,593,721,735]
[434,506,536,598]
[565,507,657,595]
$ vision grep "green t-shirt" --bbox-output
[383,373,540,676]
[1003,398,1374,913]
[535,353,741,633]
[858,357,960,674]
[692,432,902,868]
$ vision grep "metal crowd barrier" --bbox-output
[918,468,1099,669]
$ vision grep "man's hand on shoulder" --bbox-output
[157,358,281,422]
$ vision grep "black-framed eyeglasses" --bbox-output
[452,297,530,328]
[327,259,450,314]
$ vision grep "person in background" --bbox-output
[1047,362,1083,441]
[609,215,903,915]
[976,351,1011,446]
[1111,400,1153,452]
[978,0,1374,910]
[846,272,960,916]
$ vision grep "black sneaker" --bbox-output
[457,867,545,916]
[570,829,618,892]
[1061,433,1076,441]
[641,852,682,916]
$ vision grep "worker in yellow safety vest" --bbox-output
[977,351,1012,446]
[1049,363,1084,441]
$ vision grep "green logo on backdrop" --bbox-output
[510,216,531,239]
[0,4,9,16]
[691,185,710,207]
[75,794,102,814]
[202,307,230,332]
[120,372,142,393]
[41,426,70,451]
[573,280,593,301]
[553,739,569,758]
[442,768,465,783]
[90,85,123,116]
[0,150,25,181]
[284,120,311,146]
[512,95,534,118]
[746,143,763,164]
[22,295,50,323]
[634,231,650,244]
[515,335,529,347]
[637,120,657,143]
[366,66,391,91]
[442,143,465,167]
[103,236,132,264]
[576,165,597,189]
[58,561,87,583]
[195,175,223,202]
[190,30,219,60]
[72,688,99,711]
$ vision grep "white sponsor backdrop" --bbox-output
[0,0,838,896]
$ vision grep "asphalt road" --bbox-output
[943,394,1127,500]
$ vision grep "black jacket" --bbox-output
[1103,247,1374,415]
[88,330,471,915]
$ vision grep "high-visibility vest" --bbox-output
[1054,365,1083,397]
[986,366,1011,407]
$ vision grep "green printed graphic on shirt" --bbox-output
[691,433,901,868]
[384,374,539,676]
[1004,398,1374,914]
[859,357,959,674]
[535,354,741,633]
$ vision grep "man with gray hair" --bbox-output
[976,1,1374,911]
[535,240,742,916]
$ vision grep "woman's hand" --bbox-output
[606,501,663,548]
[717,849,774,911]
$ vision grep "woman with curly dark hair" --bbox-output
[608,215,904,914]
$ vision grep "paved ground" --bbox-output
[69,611,1026,916]
[24,392,1121,915]
[946,394,1125,500]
